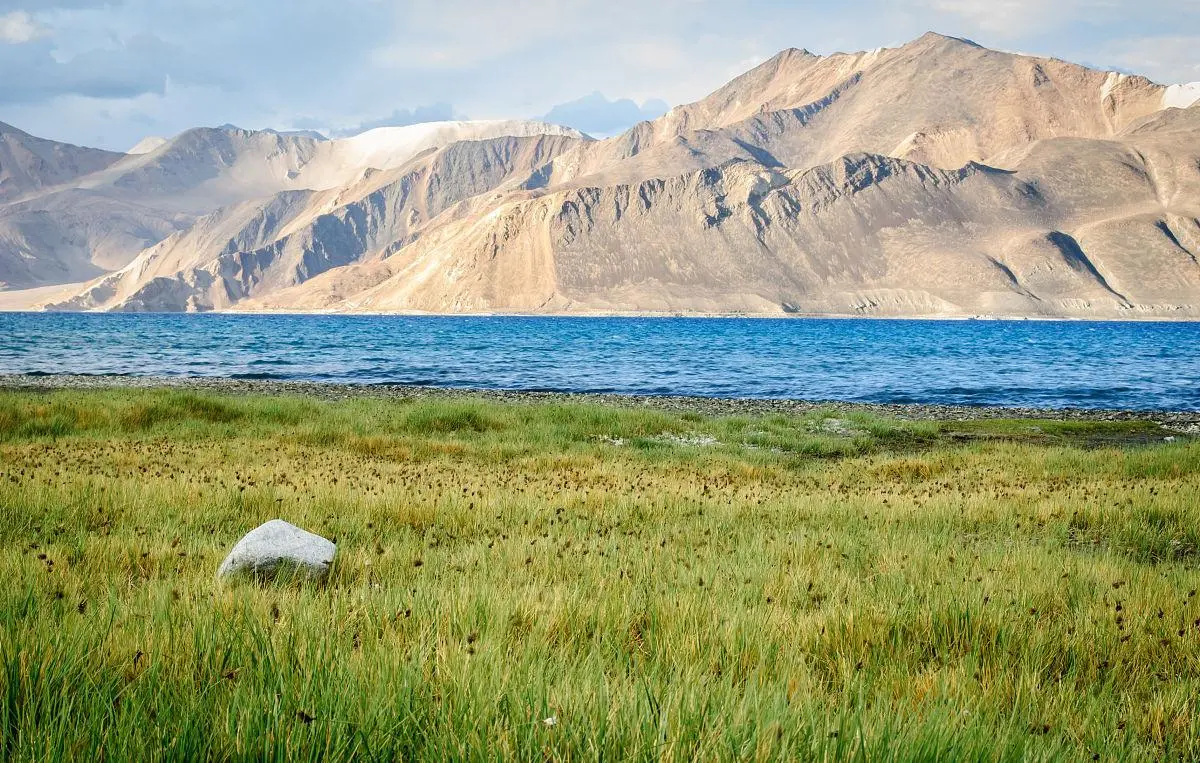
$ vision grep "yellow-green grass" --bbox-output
[1,388,1198,761]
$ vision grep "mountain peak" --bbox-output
[166,125,247,143]
[911,31,984,49]
[763,47,820,67]
[725,47,822,87]
[777,46,818,59]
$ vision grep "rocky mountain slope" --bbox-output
[56,133,585,312]
[4,33,1200,317]
[244,109,1200,319]
[0,122,123,203]
[531,33,1172,190]
[0,120,582,290]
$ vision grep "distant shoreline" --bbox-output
[3,304,1200,322]
[4,373,1199,426]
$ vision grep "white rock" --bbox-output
[217,520,336,582]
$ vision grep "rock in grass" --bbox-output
[217,520,335,582]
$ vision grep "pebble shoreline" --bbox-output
[3,374,1199,430]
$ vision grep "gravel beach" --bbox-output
[4,373,1199,430]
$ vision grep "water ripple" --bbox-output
[0,313,1197,410]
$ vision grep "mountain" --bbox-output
[0,125,322,289]
[0,122,123,203]
[532,33,1170,189]
[78,126,324,215]
[5,33,1200,317]
[0,120,583,290]
[245,114,1200,318]
[56,133,585,311]
[0,191,186,289]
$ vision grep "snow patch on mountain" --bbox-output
[296,120,587,190]
[1101,72,1127,102]
[1162,83,1200,109]
[329,120,583,171]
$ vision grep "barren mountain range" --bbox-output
[2,32,1199,318]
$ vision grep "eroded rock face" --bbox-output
[217,520,335,582]
[9,35,1200,318]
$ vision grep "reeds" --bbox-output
[0,388,1197,760]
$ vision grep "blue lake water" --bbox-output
[0,313,1198,410]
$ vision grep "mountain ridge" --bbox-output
[2,33,1199,318]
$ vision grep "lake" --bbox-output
[1,313,1198,410]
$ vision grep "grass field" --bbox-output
[2,388,1199,761]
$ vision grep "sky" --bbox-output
[1,0,1198,151]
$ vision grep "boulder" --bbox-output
[217,520,336,582]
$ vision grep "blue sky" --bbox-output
[1,0,1197,150]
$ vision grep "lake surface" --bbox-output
[1,313,1198,410]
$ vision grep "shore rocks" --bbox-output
[217,520,336,582]
[4,374,1200,425]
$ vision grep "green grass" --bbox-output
[1,388,1198,761]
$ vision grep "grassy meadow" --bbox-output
[1,388,1199,761]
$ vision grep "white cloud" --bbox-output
[919,0,1085,34]
[0,32,200,105]
[915,0,1200,37]
[372,0,596,71]
[0,11,48,43]
[0,1,117,9]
